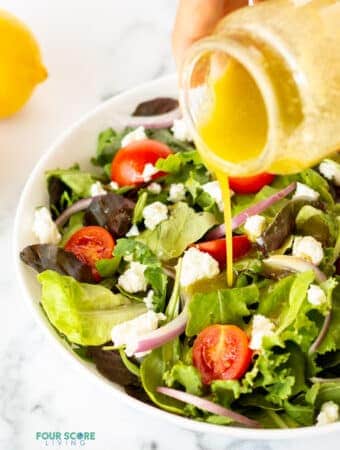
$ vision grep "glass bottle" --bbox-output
[180,0,340,176]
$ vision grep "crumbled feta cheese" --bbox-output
[319,159,340,186]
[244,215,266,241]
[293,182,319,201]
[143,290,154,310]
[180,247,220,287]
[168,183,186,203]
[90,181,107,197]
[143,201,168,230]
[110,181,119,190]
[202,181,224,212]
[171,118,192,141]
[126,224,140,237]
[121,126,147,147]
[118,261,147,293]
[142,163,159,182]
[307,284,327,306]
[148,182,162,195]
[111,311,166,357]
[316,401,339,426]
[32,207,61,245]
[249,314,275,351]
[292,235,324,266]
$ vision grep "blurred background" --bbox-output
[1,1,339,449]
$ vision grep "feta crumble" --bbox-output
[143,290,154,310]
[143,201,168,230]
[249,314,275,351]
[90,181,107,197]
[307,284,326,306]
[126,224,140,237]
[319,159,340,186]
[180,247,220,287]
[111,311,165,357]
[292,235,324,266]
[33,207,61,245]
[293,182,319,201]
[244,215,266,241]
[202,181,224,212]
[171,118,192,141]
[121,126,147,147]
[142,163,159,182]
[118,261,147,293]
[316,401,339,426]
[110,181,119,190]
[168,183,186,203]
[148,182,162,195]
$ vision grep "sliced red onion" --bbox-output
[125,108,181,129]
[156,387,261,428]
[309,311,332,354]
[131,309,188,354]
[263,255,327,283]
[310,376,340,384]
[55,197,93,227]
[205,182,297,240]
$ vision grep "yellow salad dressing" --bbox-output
[199,60,268,165]
[198,61,269,286]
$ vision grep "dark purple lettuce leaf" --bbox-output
[86,347,151,403]
[86,347,138,385]
[132,97,179,116]
[20,244,94,282]
[84,192,135,237]
[257,199,321,254]
[48,176,72,219]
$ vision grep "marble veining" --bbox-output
[0,0,339,449]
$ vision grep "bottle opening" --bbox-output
[181,38,278,176]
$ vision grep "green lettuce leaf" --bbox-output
[137,202,217,261]
[258,271,321,351]
[299,168,334,207]
[163,362,203,396]
[242,343,305,406]
[95,256,121,278]
[316,278,340,354]
[296,205,339,246]
[147,128,194,153]
[92,127,133,166]
[186,284,258,336]
[38,270,146,345]
[132,191,148,224]
[46,165,96,198]
[316,382,340,407]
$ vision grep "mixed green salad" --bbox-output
[20,97,340,429]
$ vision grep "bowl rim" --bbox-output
[13,73,340,440]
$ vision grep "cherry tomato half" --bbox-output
[65,226,115,281]
[229,173,275,194]
[194,235,251,269]
[110,139,172,186]
[193,324,253,384]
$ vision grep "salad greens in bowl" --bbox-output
[14,75,340,438]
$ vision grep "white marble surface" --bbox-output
[1,1,340,449]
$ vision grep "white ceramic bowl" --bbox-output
[13,75,340,440]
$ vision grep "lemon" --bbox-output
[0,10,47,118]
